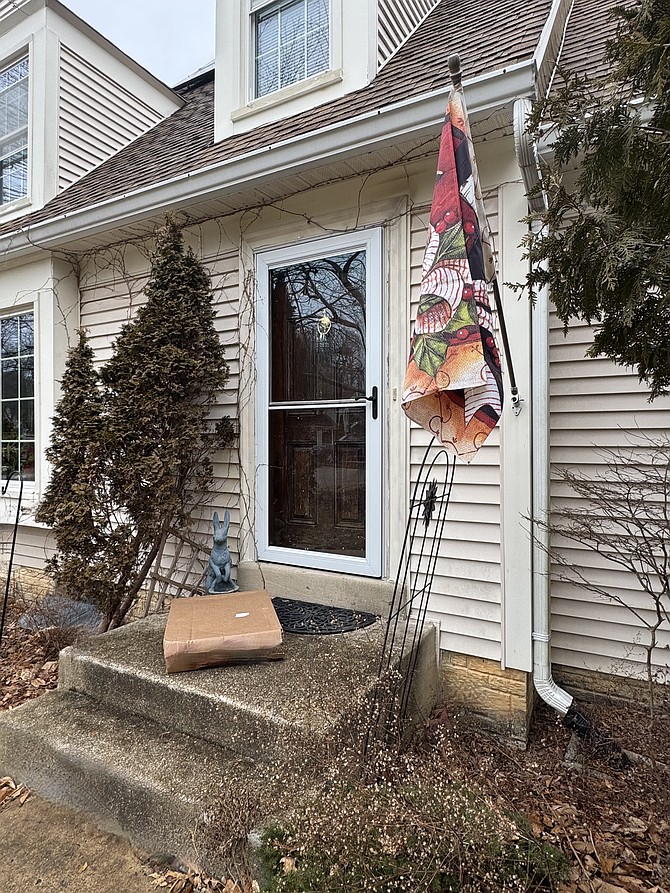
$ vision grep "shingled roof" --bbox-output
[0,0,556,240]
[556,0,621,83]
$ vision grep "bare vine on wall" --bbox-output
[535,433,670,715]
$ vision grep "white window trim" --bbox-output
[0,254,80,525]
[255,228,384,577]
[0,40,32,217]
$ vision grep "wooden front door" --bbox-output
[256,231,383,577]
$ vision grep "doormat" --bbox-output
[271,597,378,635]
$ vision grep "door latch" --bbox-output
[356,386,378,420]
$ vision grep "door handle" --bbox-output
[356,386,378,420]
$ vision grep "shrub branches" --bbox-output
[36,217,232,630]
[538,435,670,713]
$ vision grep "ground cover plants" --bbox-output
[261,742,569,893]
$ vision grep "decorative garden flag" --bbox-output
[402,86,503,463]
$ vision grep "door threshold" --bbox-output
[237,561,394,617]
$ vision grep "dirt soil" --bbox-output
[0,794,159,892]
[2,596,669,893]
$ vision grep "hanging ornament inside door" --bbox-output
[317,312,332,340]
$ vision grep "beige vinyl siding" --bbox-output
[409,197,502,661]
[377,0,440,69]
[549,315,670,679]
[0,521,55,573]
[58,46,166,192]
[78,246,242,588]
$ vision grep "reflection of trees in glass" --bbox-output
[271,251,366,402]
[1,311,34,480]
[0,56,29,204]
[256,0,329,97]
[0,313,33,357]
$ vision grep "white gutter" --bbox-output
[0,59,536,258]
[514,97,573,715]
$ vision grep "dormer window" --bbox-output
[0,55,29,206]
[253,0,329,98]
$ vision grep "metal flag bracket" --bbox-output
[448,54,523,418]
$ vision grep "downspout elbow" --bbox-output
[534,678,573,716]
[532,632,573,715]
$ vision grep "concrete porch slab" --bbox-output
[59,614,392,759]
[1,608,439,877]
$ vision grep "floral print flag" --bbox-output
[402,88,503,463]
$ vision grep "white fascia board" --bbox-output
[533,0,574,85]
[0,59,535,257]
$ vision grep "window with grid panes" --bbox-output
[254,0,329,98]
[0,55,29,206]
[1,312,34,481]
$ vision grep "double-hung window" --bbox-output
[1,311,34,482]
[253,0,329,98]
[0,55,29,206]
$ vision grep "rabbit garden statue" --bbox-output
[205,510,239,593]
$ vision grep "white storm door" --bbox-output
[256,229,383,577]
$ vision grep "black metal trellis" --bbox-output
[367,437,456,748]
[0,471,25,657]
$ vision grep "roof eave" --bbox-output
[0,59,536,258]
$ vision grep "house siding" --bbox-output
[0,524,55,572]
[58,45,166,192]
[377,0,440,68]
[549,314,670,680]
[409,196,503,662]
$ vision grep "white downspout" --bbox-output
[514,98,573,716]
[530,224,573,715]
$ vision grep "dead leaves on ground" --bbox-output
[0,655,57,710]
[432,706,670,893]
[0,777,31,809]
[532,792,669,893]
[150,868,260,893]
[556,812,670,893]
[0,609,59,712]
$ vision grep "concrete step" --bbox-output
[0,612,439,877]
[58,614,397,760]
[0,688,254,873]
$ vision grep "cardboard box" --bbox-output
[163,590,284,674]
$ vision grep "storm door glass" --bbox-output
[268,250,367,556]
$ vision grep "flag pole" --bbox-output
[448,53,522,415]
